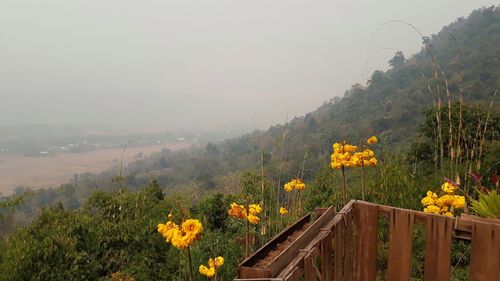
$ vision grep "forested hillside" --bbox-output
[1,6,500,281]
[3,6,500,220]
[117,5,500,190]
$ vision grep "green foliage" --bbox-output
[305,166,339,210]
[2,6,500,281]
[0,184,247,280]
[470,190,500,218]
[0,192,30,221]
[198,193,230,232]
[420,103,500,157]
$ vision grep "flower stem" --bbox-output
[187,246,194,281]
[361,164,365,201]
[341,165,347,204]
[245,218,250,258]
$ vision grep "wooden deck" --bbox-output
[235,200,500,281]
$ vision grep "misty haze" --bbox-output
[1,1,499,280]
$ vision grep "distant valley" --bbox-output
[0,142,190,195]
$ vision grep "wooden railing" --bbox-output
[235,200,500,281]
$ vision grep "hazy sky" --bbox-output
[0,1,497,131]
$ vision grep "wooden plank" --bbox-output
[334,216,344,281]
[268,207,336,276]
[284,266,302,281]
[386,208,415,281]
[378,204,500,241]
[353,202,378,281]
[321,232,333,281]
[238,266,271,279]
[304,252,315,281]
[424,215,453,281]
[330,200,356,281]
[469,221,500,281]
[311,246,322,280]
[456,214,500,241]
[276,251,307,279]
[238,213,311,278]
[344,211,354,281]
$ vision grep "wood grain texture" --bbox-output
[469,221,500,281]
[353,202,378,281]
[386,209,415,281]
[424,215,453,281]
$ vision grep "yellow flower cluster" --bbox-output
[352,149,377,167]
[199,256,224,278]
[227,203,261,224]
[157,218,203,249]
[283,178,306,192]
[367,136,378,145]
[441,182,457,194]
[279,207,288,215]
[421,182,465,217]
[330,138,377,169]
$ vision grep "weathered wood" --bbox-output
[456,214,500,241]
[378,205,479,241]
[238,266,271,279]
[344,210,354,281]
[235,201,500,281]
[269,207,334,276]
[330,200,356,281]
[353,202,378,281]
[238,213,311,278]
[334,216,344,281]
[469,221,500,281]
[311,246,322,279]
[304,252,316,281]
[276,251,307,279]
[386,209,414,281]
[321,232,333,281]
[284,266,302,281]
[424,215,453,281]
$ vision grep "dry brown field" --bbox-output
[0,143,190,195]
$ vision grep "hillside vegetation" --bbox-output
[1,6,499,281]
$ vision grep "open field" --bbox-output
[0,143,190,195]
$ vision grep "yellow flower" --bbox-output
[214,256,224,268]
[158,218,202,249]
[421,194,435,207]
[423,205,440,214]
[295,182,306,191]
[367,136,378,145]
[167,213,173,219]
[441,182,457,194]
[344,144,358,153]
[171,228,190,249]
[279,207,288,215]
[228,203,247,219]
[248,204,262,215]
[368,158,377,166]
[199,265,215,278]
[199,256,223,278]
[442,211,453,217]
[182,219,203,236]
[284,179,306,191]
[331,162,342,169]
[436,194,454,207]
[364,149,375,158]
[426,191,438,199]
[452,195,465,209]
[247,215,260,224]
[157,221,178,242]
